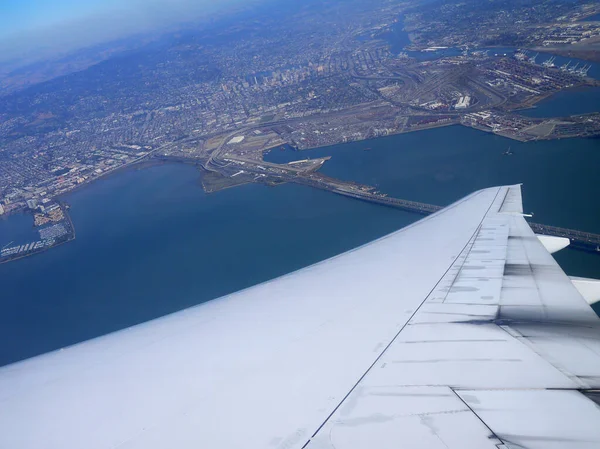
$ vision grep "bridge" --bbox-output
[292,173,600,254]
[528,223,600,253]
[203,153,600,254]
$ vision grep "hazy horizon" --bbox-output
[0,0,264,67]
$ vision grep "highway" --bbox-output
[202,100,387,173]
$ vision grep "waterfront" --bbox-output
[1,125,599,366]
[0,163,413,366]
[0,203,74,264]
[265,126,600,236]
[582,13,600,21]
[0,212,39,248]
[381,20,600,81]
[520,86,600,118]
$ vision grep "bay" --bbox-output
[581,13,600,21]
[0,212,39,248]
[0,164,413,365]
[519,86,600,118]
[1,125,599,366]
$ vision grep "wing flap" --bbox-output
[570,277,600,305]
[498,184,524,214]
[304,185,600,448]
[458,390,600,449]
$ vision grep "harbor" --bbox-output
[0,202,75,264]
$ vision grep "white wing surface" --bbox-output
[1,185,599,449]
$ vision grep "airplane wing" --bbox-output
[1,185,599,449]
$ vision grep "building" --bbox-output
[0,204,4,215]
[227,136,245,145]
[455,95,471,109]
[27,199,38,209]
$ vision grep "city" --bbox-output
[1,0,599,261]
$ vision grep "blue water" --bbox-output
[520,86,600,118]
[266,125,600,311]
[581,12,600,21]
[379,19,412,55]
[1,126,599,366]
[0,164,414,365]
[266,126,600,237]
[0,212,39,247]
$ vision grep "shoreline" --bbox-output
[2,72,599,263]
[2,49,597,221]
[0,157,170,220]
[0,203,76,265]
[2,98,598,217]
[0,234,75,265]
[54,157,170,200]
[2,123,600,267]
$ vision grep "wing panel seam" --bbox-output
[301,187,504,448]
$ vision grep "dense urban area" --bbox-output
[1,0,600,260]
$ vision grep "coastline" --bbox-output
[0,156,209,265]
[0,202,76,265]
[0,233,75,265]
[2,51,599,263]
[0,156,168,220]
[2,124,600,366]
[3,57,598,221]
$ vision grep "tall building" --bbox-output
[27,199,38,209]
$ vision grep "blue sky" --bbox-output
[0,0,256,64]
